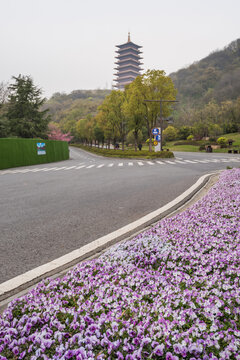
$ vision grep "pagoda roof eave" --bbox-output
[116,41,142,48]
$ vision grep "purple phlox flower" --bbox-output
[166,352,179,360]
[19,351,26,359]
[116,351,124,359]
[153,344,164,356]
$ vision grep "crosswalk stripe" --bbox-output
[229,159,240,162]
[118,163,123,167]
[147,161,154,165]
[128,162,133,166]
[184,160,197,164]
[86,165,95,169]
[54,167,67,170]
[64,166,77,170]
[165,160,176,164]
[75,165,86,169]
[108,163,114,167]
[42,167,59,171]
[138,161,144,166]
[97,164,105,168]
[174,160,185,164]
[156,161,165,165]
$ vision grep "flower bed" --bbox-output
[1,169,240,360]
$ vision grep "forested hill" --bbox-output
[42,89,111,133]
[170,38,240,106]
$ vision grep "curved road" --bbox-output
[1,147,240,283]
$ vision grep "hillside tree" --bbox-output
[7,75,50,138]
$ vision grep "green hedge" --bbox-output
[0,138,69,170]
[72,144,174,159]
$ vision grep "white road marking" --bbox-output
[63,166,77,170]
[138,162,144,166]
[42,167,59,171]
[118,163,123,167]
[54,167,67,171]
[156,161,165,165]
[97,164,105,168]
[174,160,185,164]
[184,160,197,164]
[147,161,154,165]
[75,165,86,169]
[108,163,114,167]
[86,165,95,169]
[165,160,176,164]
[128,162,133,166]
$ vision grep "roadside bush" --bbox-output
[72,144,174,159]
[186,134,194,140]
[217,136,228,148]
[163,125,178,141]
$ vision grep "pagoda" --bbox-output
[114,33,143,90]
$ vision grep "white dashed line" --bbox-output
[156,161,165,165]
[108,163,114,167]
[118,163,123,167]
[165,161,176,164]
[174,160,185,164]
[75,165,86,169]
[128,162,133,166]
[97,164,105,168]
[184,160,197,164]
[86,165,95,169]
[147,161,154,165]
[138,162,144,166]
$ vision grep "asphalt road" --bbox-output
[1,147,240,283]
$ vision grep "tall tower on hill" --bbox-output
[114,33,143,90]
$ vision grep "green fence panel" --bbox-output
[0,138,69,170]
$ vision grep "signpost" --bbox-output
[144,99,179,151]
[152,128,159,135]
[37,142,46,155]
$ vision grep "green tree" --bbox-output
[178,126,192,140]
[7,75,50,138]
[0,82,10,137]
[98,90,127,150]
[124,77,146,151]
[163,126,178,141]
[129,70,177,151]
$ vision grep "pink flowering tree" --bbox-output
[48,123,73,142]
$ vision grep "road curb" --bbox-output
[0,171,220,311]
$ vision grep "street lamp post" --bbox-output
[144,99,178,151]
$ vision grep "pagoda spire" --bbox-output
[114,34,143,90]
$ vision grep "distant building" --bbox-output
[114,33,143,90]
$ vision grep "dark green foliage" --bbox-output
[71,144,174,159]
[7,75,50,138]
[178,126,192,140]
[43,90,111,135]
[0,138,69,170]
[171,39,240,106]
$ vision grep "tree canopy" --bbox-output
[7,75,50,138]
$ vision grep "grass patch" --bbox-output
[71,144,174,159]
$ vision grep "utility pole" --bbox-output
[144,99,178,151]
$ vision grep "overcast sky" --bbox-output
[1,0,239,98]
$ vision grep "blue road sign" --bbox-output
[156,134,161,141]
[152,128,159,135]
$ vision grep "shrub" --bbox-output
[217,136,228,148]
[71,144,174,159]
[163,126,178,141]
[186,134,194,140]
